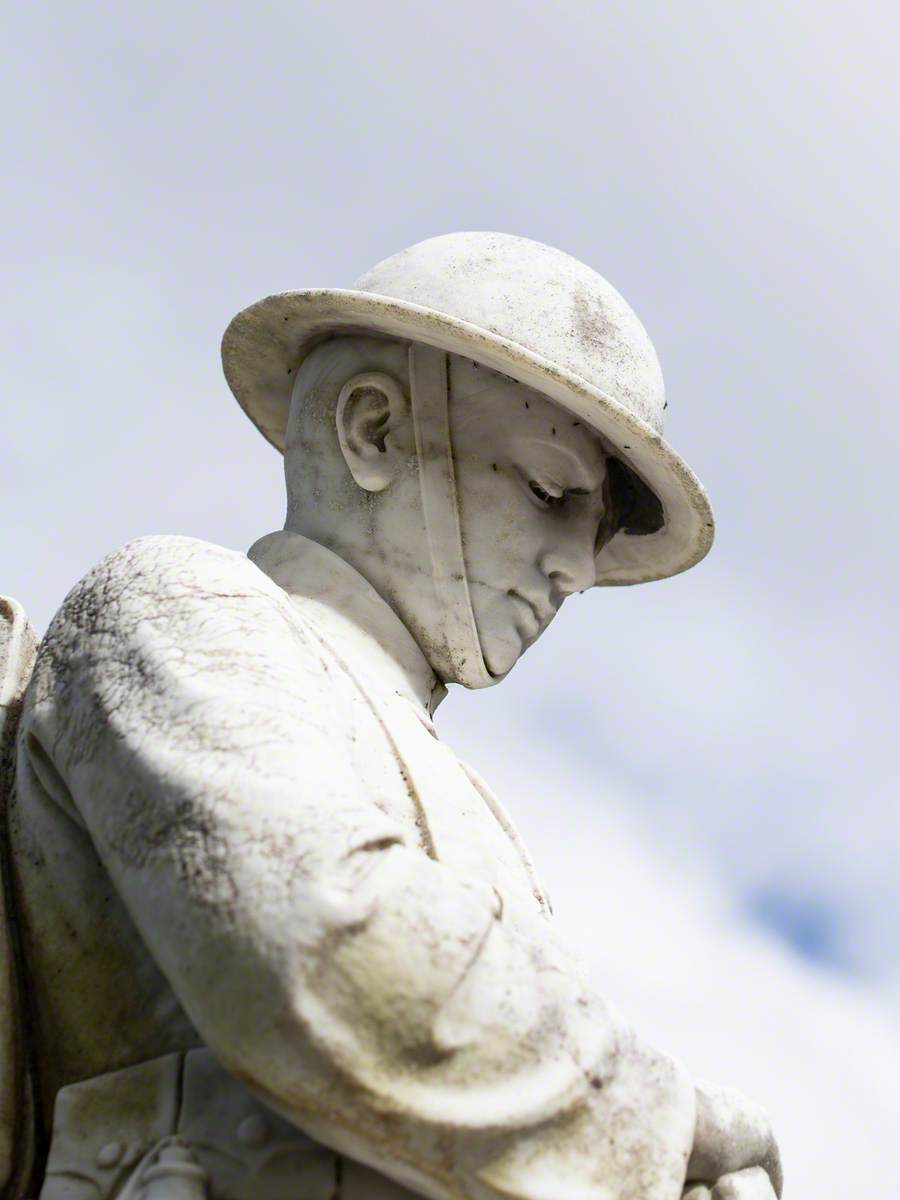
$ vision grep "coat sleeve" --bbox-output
[22,536,696,1200]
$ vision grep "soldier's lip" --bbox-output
[508,590,550,631]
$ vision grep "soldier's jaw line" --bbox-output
[468,585,555,677]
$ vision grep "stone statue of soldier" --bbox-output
[0,233,780,1200]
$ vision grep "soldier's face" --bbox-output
[450,360,609,677]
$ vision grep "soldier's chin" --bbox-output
[480,624,526,679]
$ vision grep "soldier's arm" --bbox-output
[24,536,697,1200]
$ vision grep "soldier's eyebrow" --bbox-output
[517,437,604,493]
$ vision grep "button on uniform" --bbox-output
[96,1141,124,1168]
[236,1114,269,1148]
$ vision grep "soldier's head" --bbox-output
[282,336,622,679]
[223,233,714,688]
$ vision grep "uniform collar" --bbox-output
[248,531,446,715]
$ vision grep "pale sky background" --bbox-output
[3,2,898,1195]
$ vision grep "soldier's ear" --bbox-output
[335,372,411,492]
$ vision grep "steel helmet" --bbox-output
[222,232,715,685]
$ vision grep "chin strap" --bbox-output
[408,343,494,689]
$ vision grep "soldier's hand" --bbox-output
[686,1081,782,1197]
[683,1166,778,1200]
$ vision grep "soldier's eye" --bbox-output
[529,481,558,506]
[527,480,588,508]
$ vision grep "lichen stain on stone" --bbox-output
[570,288,616,357]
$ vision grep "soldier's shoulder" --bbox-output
[95,534,258,588]
[72,535,269,601]
[43,535,288,652]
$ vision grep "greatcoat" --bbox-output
[7,531,696,1200]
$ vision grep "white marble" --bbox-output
[0,234,779,1200]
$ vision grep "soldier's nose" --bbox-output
[539,536,596,597]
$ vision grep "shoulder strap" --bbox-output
[0,598,39,1198]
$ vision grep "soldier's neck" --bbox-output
[249,530,447,715]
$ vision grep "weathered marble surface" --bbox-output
[0,599,38,1194]
[1,234,780,1199]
